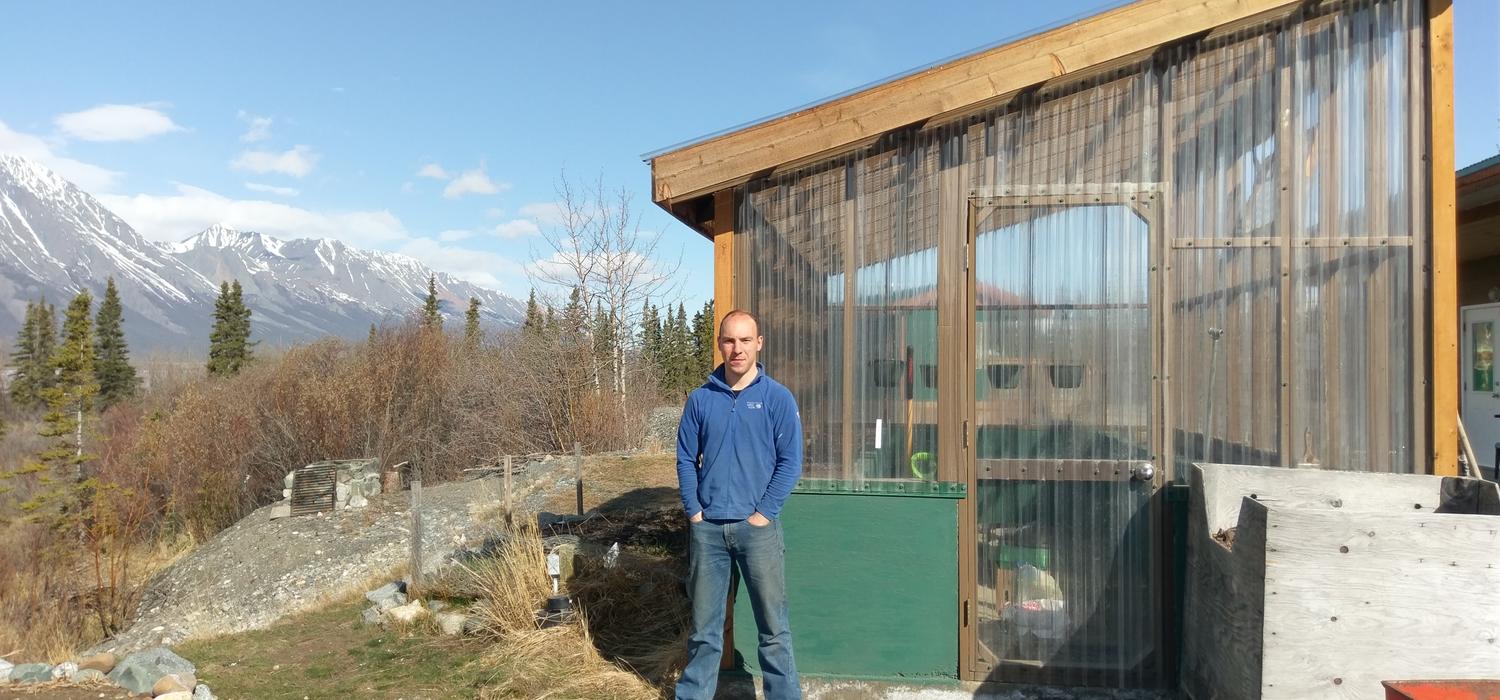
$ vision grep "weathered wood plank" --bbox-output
[1261,508,1500,698]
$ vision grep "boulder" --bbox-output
[435,612,467,636]
[157,692,193,700]
[361,605,383,626]
[51,660,78,680]
[78,651,116,673]
[193,683,217,700]
[385,600,428,624]
[74,668,108,682]
[153,672,196,695]
[9,663,53,683]
[269,504,291,520]
[335,482,351,509]
[283,471,296,490]
[107,647,195,695]
[365,581,406,606]
[348,493,368,509]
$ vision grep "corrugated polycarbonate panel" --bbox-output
[732,0,1427,687]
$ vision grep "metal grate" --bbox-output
[290,464,337,516]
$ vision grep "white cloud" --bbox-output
[416,163,448,179]
[230,145,319,178]
[494,219,540,239]
[54,104,183,142]
[442,167,508,199]
[437,229,474,242]
[396,237,527,291]
[238,111,272,143]
[244,182,298,197]
[484,207,505,219]
[518,201,566,225]
[400,181,415,194]
[99,183,407,246]
[0,121,121,192]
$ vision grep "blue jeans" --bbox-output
[676,518,800,700]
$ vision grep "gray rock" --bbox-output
[75,668,108,682]
[376,591,407,611]
[10,663,53,683]
[107,647,196,695]
[364,581,406,605]
[462,616,487,636]
[385,600,427,624]
[348,492,368,509]
[435,612,467,636]
[283,471,296,490]
[269,503,291,520]
[335,482,351,508]
[157,692,193,700]
[193,683,218,700]
[427,600,447,613]
[361,605,383,626]
[0,659,11,680]
[51,660,78,680]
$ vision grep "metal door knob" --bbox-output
[1131,462,1155,482]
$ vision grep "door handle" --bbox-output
[1131,462,1155,482]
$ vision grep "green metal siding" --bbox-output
[732,484,962,681]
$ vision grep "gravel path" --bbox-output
[86,462,567,657]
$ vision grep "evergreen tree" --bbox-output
[12,291,97,525]
[592,300,617,386]
[523,289,546,336]
[560,287,587,343]
[207,281,253,376]
[692,300,716,376]
[94,278,139,407]
[207,282,234,376]
[464,297,482,347]
[368,323,378,345]
[8,300,40,408]
[422,275,442,330]
[640,301,662,371]
[544,305,558,336]
[9,298,59,409]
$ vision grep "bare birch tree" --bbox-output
[528,174,681,414]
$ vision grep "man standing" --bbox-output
[675,309,802,700]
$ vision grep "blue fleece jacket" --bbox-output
[676,363,803,521]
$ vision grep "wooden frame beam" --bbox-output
[1429,0,1456,476]
[650,0,1300,205]
[712,189,736,367]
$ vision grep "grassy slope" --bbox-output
[178,595,497,700]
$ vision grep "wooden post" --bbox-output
[713,189,736,366]
[410,467,424,588]
[1429,0,1457,475]
[574,442,584,515]
[503,454,513,528]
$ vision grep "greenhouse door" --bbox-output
[961,191,1164,687]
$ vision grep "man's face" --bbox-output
[717,314,762,376]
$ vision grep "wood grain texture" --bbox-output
[1183,464,1500,700]
[650,0,1299,203]
[1429,0,1458,476]
[1261,508,1500,698]
[712,189,735,367]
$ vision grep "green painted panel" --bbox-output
[732,489,959,681]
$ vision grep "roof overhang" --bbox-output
[1459,156,1500,262]
[649,0,1306,234]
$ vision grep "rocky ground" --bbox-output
[84,451,595,658]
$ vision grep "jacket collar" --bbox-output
[707,362,766,392]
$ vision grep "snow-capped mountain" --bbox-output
[0,155,522,353]
[168,224,524,346]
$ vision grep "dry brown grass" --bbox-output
[465,521,667,700]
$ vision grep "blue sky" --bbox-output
[1,1,1495,307]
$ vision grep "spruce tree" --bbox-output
[561,287,587,343]
[13,291,98,524]
[640,301,661,372]
[544,305,558,336]
[692,299,716,376]
[230,280,254,370]
[8,300,40,408]
[207,282,234,376]
[592,300,616,386]
[465,297,482,347]
[422,275,442,330]
[94,278,139,407]
[523,289,544,335]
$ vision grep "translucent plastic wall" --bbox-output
[736,0,1426,684]
[738,0,1426,483]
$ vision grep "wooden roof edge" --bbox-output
[649,0,1303,208]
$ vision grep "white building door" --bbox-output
[1462,304,1500,477]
